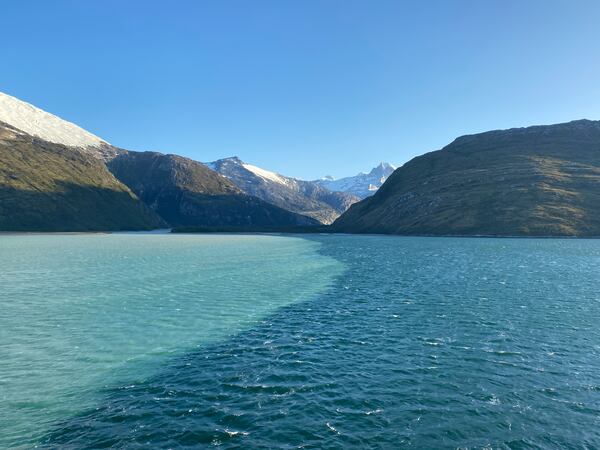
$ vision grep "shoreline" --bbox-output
[0,227,598,239]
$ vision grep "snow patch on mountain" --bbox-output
[316,162,396,199]
[0,91,108,150]
[205,157,359,224]
[241,163,288,186]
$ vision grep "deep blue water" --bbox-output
[3,234,600,448]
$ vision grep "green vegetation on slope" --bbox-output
[0,123,164,231]
[108,151,320,228]
[334,120,600,236]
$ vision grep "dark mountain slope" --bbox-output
[108,151,319,228]
[0,123,164,231]
[207,157,358,224]
[333,120,600,236]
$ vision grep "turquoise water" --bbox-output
[2,234,600,448]
[0,234,342,448]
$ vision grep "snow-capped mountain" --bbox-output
[0,92,321,230]
[0,91,117,159]
[315,162,396,199]
[206,158,291,187]
[206,157,359,224]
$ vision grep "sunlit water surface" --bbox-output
[0,234,342,448]
[2,234,600,448]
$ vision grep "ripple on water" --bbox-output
[4,235,600,448]
[0,234,342,448]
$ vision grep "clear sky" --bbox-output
[2,0,600,179]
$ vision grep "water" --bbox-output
[2,235,600,448]
[0,234,342,448]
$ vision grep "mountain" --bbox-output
[333,120,600,236]
[0,121,163,231]
[0,92,119,160]
[0,91,318,231]
[108,152,319,228]
[205,157,358,224]
[316,162,396,199]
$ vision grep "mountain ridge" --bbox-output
[206,156,359,224]
[0,121,164,231]
[316,162,396,199]
[109,151,319,228]
[333,119,600,236]
[0,92,321,231]
[6,90,600,236]
[0,92,120,160]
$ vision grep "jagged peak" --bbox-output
[368,162,396,176]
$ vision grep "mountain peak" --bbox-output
[369,162,395,176]
[222,156,243,163]
[316,162,396,199]
[0,91,109,150]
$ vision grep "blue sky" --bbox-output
[2,0,600,179]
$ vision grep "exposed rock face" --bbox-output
[315,162,396,199]
[109,152,319,228]
[206,157,358,224]
[0,122,164,231]
[333,120,600,236]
